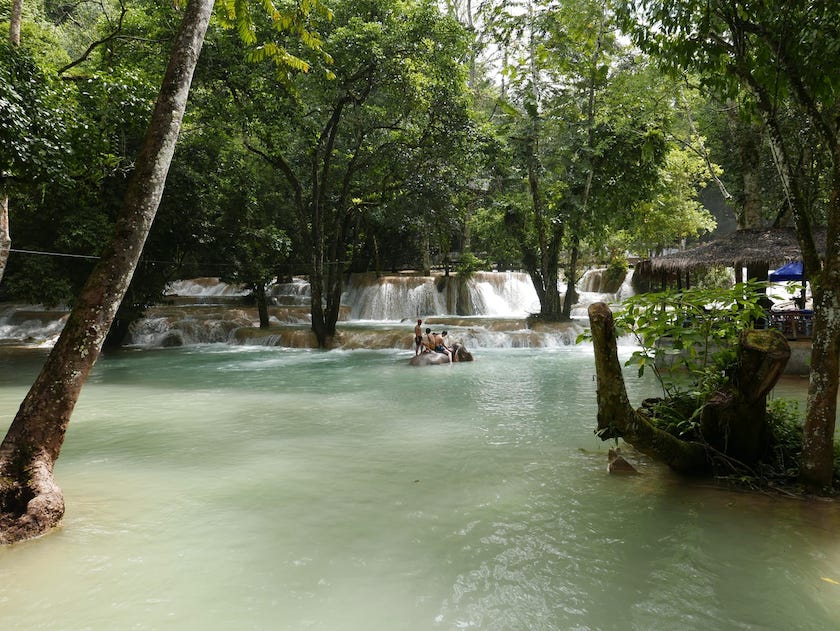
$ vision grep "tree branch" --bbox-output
[57,1,128,76]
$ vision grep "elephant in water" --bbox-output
[408,343,473,366]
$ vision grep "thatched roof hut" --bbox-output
[650,228,809,272]
[634,228,823,291]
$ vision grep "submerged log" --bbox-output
[588,302,790,475]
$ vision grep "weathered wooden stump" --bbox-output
[588,302,790,475]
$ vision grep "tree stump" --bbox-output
[588,302,790,475]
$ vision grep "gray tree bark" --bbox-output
[0,0,214,544]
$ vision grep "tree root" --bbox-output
[0,458,64,544]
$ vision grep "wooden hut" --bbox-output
[635,227,825,339]
[635,227,818,291]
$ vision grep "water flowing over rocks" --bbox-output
[0,269,633,350]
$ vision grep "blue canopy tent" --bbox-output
[769,260,804,282]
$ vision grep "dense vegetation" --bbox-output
[587,283,835,490]
[3,2,840,544]
[2,0,724,321]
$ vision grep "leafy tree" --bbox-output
[212,0,475,346]
[481,0,683,319]
[615,0,840,491]
[0,0,330,544]
[627,144,718,255]
[609,281,768,388]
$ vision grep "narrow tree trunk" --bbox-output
[0,195,10,284]
[0,0,213,544]
[801,281,840,489]
[562,239,580,320]
[255,283,269,328]
[800,157,840,489]
[10,0,23,46]
[310,257,328,347]
[324,260,344,337]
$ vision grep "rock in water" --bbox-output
[607,447,638,474]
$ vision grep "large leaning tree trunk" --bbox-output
[588,302,790,475]
[0,0,213,544]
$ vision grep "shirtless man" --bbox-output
[414,319,423,355]
[441,330,458,362]
[425,327,436,353]
[433,331,452,363]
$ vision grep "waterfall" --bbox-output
[343,275,448,320]
[165,277,249,297]
[0,304,68,346]
[269,278,311,306]
[575,268,633,311]
[467,271,541,316]
[0,271,620,349]
[616,268,635,301]
[343,271,540,320]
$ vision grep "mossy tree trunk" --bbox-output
[588,302,790,475]
[698,328,790,464]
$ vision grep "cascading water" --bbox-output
[0,269,634,350]
[465,271,542,317]
[0,305,68,347]
[572,268,633,318]
[342,271,540,320]
[343,275,449,320]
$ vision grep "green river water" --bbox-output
[1,344,839,630]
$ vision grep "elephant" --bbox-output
[408,343,473,366]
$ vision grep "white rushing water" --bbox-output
[0,346,838,630]
[0,271,631,349]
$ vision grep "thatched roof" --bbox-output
[648,228,818,273]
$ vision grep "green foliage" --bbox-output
[455,252,485,280]
[581,281,770,392]
[3,257,76,307]
[763,398,805,480]
[626,144,718,253]
[604,258,628,287]
[693,266,734,290]
[216,0,334,86]
[0,42,74,187]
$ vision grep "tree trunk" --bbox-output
[699,328,790,464]
[801,280,840,489]
[310,253,328,347]
[562,239,580,320]
[588,302,790,475]
[800,155,840,490]
[324,260,344,337]
[255,283,269,328]
[589,302,710,474]
[0,195,9,284]
[10,0,22,47]
[0,0,213,544]
[539,232,563,319]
